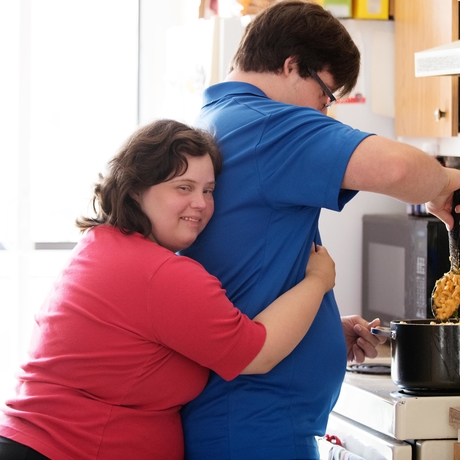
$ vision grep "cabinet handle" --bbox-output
[434,108,446,122]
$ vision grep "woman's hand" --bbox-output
[305,243,336,294]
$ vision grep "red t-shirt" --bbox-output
[0,226,266,459]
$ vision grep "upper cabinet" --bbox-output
[395,0,459,137]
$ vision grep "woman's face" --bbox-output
[135,154,216,252]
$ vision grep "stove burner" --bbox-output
[346,363,391,375]
[397,388,460,397]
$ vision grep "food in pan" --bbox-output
[431,272,460,320]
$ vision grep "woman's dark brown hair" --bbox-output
[76,119,222,238]
[231,0,360,98]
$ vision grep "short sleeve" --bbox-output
[256,109,372,210]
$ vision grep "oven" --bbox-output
[317,356,460,459]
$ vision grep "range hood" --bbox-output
[415,41,460,77]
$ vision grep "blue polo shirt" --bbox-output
[181,82,372,460]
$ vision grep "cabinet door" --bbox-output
[395,0,458,137]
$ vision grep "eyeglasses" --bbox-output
[307,67,336,109]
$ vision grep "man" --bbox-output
[181,2,460,459]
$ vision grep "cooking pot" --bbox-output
[371,319,460,392]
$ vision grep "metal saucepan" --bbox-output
[372,319,460,392]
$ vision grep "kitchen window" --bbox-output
[0,0,196,401]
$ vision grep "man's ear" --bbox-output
[283,56,297,76]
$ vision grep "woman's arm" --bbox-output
[241,243,335,374]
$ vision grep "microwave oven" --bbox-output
[361,214,450,326]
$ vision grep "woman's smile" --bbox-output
[135,154,216,253]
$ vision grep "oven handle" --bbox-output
[371,326,396,340]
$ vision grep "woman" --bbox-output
[0,119,335,459]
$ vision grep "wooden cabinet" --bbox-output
[394,0,459,137]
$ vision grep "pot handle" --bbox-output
[371,326,396,340]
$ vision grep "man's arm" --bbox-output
[342,135,460,229]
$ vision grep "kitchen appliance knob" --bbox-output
[434,108,446,121]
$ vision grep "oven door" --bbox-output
[319,412,412,460]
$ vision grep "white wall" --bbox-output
[319,19,406,318]
[319,195,405,318]
[0,0,194,403]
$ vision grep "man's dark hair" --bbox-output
[231,0,360,97]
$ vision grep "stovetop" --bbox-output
[333,358,460,440]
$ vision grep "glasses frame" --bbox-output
[307,67,336,109]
